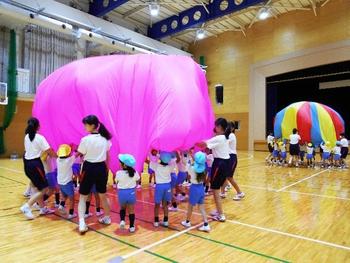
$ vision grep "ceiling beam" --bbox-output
[89,0,130,17]
[148,0,265,39]
[123,5,145,18]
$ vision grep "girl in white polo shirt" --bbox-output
[20,117,57,220]
[150,151,176,227]
[340,133,349,167]
[196,118,231,222]
[221,122,245,201]
[116,154,140,233]
[77,115,112,233]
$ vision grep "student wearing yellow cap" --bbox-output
[57,144,77,219]
[306,143,314,167]
[320,141,332,168]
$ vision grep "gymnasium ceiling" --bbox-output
[57,0,332,50]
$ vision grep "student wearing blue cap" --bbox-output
[181,151,210,232]
[116,154,140,233]
[150,151,177,227]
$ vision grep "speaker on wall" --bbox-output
[215,84,223,104]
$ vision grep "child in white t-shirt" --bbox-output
[116,154,140,233]
[278,141,287,165]
[56,144,76,219]
[320,141,332,167]
[333,142,342,167]
[306,143,314,167]
[266,132,275,162]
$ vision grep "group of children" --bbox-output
[20,116,244,235]
[266,130,349,168]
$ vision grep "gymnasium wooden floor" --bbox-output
[1,152,350,263]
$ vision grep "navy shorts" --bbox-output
[341,147,348,159]
[23,157,48,191]
[227,154,237,177]
[148,167,155,174]
[170,172,177,189]
[210,158,230,190]
[290,144,300,156]
[176,171,187,185]
[79,161,108,195]
[118,188,136,205]
[189,184,205,206]
[59,181,74,197]
[154,183,171,204]
[268,144,273,153]
[46,171,58,189]
[72,163,81,175]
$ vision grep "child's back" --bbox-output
[57,156,75,185]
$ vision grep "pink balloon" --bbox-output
[33,54,214,172]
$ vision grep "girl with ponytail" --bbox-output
[20,117,57,220]
[195,117,231,223]
[77,115,112,233]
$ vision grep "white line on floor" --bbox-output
[240,184,350,201]
[276,169,330,192]
[114,222,204,261]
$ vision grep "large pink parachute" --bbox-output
[33,55,214,172]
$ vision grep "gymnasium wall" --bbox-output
[190,0,350,150]
[0,100,33,157]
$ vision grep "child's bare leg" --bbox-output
[186,204,193,222]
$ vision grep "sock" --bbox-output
[55,193,60,204]
[129,214,135,227]
[60,201,65,207]
[69,209,74,215]
[204,222,209,226]
[205,185,209,192]
[154,216,159,222]
[43,194,49,201]
[85,201,91,214]
[96,207,101,213]
[120,209,126,221]
[172,202,177,208]
[163,216,168,222]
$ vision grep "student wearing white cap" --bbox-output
[116,154,140,233]
[181,151,210,232]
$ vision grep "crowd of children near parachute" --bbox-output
[20,115,244,234]
[266,128,349,168]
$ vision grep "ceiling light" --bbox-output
[149,3,160,17]
[196,29,205,40]
[258,8,269,20]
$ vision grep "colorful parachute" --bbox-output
[274,101,345,146]
[32,55,214,172]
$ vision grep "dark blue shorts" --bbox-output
[189,183,205,206]
[170,172,177,189]
[46,171,58,189]
[59,181,74,197]
[23,157,48,191]
[176,171,187,185]
[306,154,313,160]
[227,154,237,177]
[154,183,171,204]
[118,188,136,205]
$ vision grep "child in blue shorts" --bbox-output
[42,153,60,209]
[56,144,76,219]
[306,143,314,167]
[181,151,210,232]
[150,151,176,227]
[333,141,342,167]
[116,154,140,233]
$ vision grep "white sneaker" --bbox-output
[98,216,111,225]
[20,204,34,220]
[120,220,126,229]
[198,224,211,232]
[96,211,104,217]
[68,213,77,219]
[162,221,169,227]
[213,214,226,222]
[23,192,31,198]
[112,183,117,189]
[129,227,136,233]
[210,210,219,216]
[39,207,55,215]
[168,206,178,212]
[84,212,93,219]
[219,193,226,199]
[233,192,245,201]
[58,205,67,214]
[79,221,88,233]
[154,222,159,227]
[136,184,141,189]
[181,221,191,228]
[32,203,41,211]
